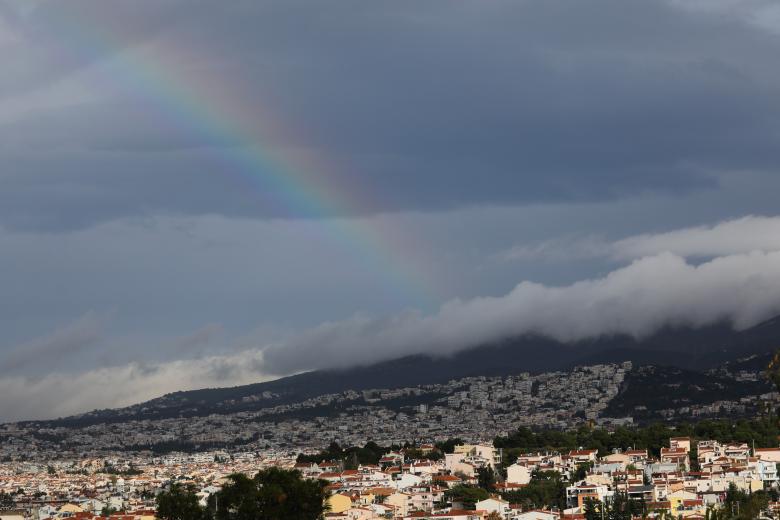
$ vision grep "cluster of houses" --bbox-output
[519,437,780,518]
[294,443,547,520]
[4,437,780,519]
[0,452,293,520]
[288,438,780,519]
[0,364,634,464]
[0,506,156,520]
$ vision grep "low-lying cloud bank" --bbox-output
[4,215,780,421]
[612,215,780,260]
[263,216,780,372]
[0,350,275,422]
[263,249,780,373]
[502,215,780,262]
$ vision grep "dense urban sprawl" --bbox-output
[2,362,780,519]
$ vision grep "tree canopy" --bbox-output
[156,483,206,520]
[500,470,567,511]
[210,468,329,520]
[156,468,329,520]
[495,418,780,458]
[444,485,489,509]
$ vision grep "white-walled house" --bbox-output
[514,511,559,520]
[755,447,780,463]
[445,453,478,477]
[476,497,511,517]
[506,463,532,485]
[391,472,423,490]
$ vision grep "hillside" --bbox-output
[31,316,780,428]
[604,364,773,420]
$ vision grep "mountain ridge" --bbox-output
[28,316,780,427]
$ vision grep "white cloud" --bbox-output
[501,215,780,262]
[263,248,780,373]
[667,0,780,34]
[611,215,780,260]
[499,235,609,262]
[0,349,276,422]
[5,215,780,421]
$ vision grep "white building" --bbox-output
[506,463,533,485]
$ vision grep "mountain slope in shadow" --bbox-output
[36,316,780,427]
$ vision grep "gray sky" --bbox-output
[2,0,780,420]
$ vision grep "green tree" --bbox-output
[297,440,389,468]
[495,419,780,458]
[156,483,206,520]
[435,438,465,454]
[0,491,14,509]
[607,492,645,520]
[572,462,591,482]
[210,468,328,520]
[722,483,770,520]
[444,485,489,510]
[583,498,600,520]
[705,506,726,520]
[500,470,566,510]
[477,466,496,491]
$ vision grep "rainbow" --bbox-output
[53,7,438,306]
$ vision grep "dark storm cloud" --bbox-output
[0,0,186,97]
[262,227,780,373]
[1,0,780,230]
[6,0,780,421]
[4,215,780,422]
[0,311,103,373]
